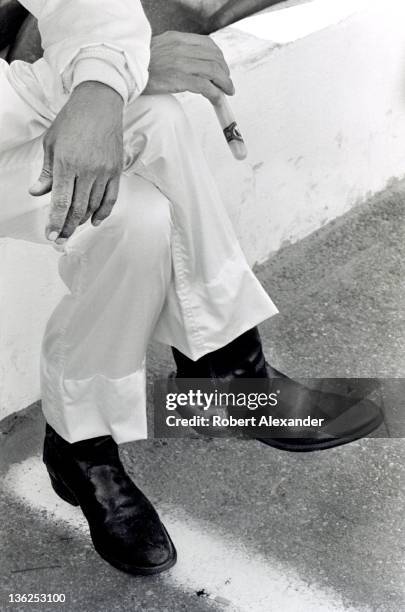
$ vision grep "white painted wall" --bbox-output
[2,0,405,419]
[182,0,405,264]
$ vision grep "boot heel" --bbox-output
[49,472,79,507]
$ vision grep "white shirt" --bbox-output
[16,0,152,105]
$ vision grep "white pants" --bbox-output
[0,58,278,444]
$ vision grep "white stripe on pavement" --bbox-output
[4,457,367,612]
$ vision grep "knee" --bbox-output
[142,94,187,130]
[112,175,172,266]
[123,94,188,159]
[68,176,171,274]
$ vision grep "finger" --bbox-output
[58,177,93,240]
[45,164,75,241]
[188,57,234,95]
[162,31,230,70]
[187,34,231,70]
[166,32,225,56]
[173,36,231,75]
[184,76,224,105]
[29,139,53,196]
[92,177,120,226]
[79,178,108,226]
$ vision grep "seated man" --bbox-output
[0,0,382,576]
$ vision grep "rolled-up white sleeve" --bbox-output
[18,0,152,103]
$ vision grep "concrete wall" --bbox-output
[181,0,405,264]
[2,0,405,419]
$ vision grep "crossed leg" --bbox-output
[0,59,277,443]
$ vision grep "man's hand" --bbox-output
[30,81,124,243]
[144,31,235,105]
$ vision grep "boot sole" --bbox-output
[48,471,177,575]
[93,527,177,576]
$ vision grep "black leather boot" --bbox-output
[170,328,275,436]
[43,425,176,575]
[171,328,384,451]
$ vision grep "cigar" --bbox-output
[212,94,248,160]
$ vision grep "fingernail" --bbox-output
[93,220,102,227]
[48,231,58,241]
[55,237,67,245]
